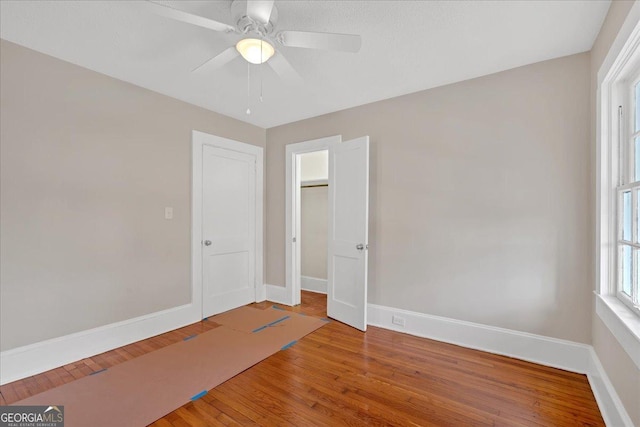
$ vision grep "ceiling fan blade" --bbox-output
[268,53,303,86]
[246,0,275,25]
[278,30,361,53]
[191,47,240,73]
[147,1,235,33]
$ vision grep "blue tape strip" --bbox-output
[203,317,209,321]
[90,368,107,376]
[183,334,197,341]
[252,315,291,333]
[190,390,207,401]
[272,305,285,311]
[268,315,290,326]
[281,340,297,350]
[320,317,331,322]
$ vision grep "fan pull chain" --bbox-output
[260,39,264,103]
[246,62,251,115]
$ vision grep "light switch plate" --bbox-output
[164,207,173,220]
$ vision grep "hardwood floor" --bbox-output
[1,291,604,426]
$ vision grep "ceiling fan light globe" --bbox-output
[236,38,275,64]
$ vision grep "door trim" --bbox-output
[285,135,341,306]
[192,130,264,319]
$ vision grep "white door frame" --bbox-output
[192,130,264,319]
[285,135,341,305]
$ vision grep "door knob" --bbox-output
[356,243,364,250]
[204,240,212,246]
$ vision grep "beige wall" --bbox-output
[267,53,592,343]
[589,2,640,425]
[301,186,328,280]
[0,40,265,351]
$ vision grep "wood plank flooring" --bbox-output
[1,291,604,426]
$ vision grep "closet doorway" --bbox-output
[299,150,329,298]
[285,135,370,331]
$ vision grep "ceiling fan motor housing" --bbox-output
[231,0,278,37]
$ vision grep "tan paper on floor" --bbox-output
[13,306,328,427]
[210,305,302,333]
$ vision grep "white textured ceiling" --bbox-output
[1,0,610,128]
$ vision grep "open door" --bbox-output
[327,136,369,331]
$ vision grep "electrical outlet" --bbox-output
[392,315,405,327]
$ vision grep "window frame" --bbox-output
[596,0,640,374]
[615,74,640,315]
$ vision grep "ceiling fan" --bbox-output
[147,0,362,83]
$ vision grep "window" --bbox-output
[616,70,640,315]
[597,2,640,373]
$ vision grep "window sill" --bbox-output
[595,294,640,369]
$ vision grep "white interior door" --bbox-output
[327,136,369,331]
[202,145,256,317]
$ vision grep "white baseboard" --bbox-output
[587,348,635,427]
[0,303,199,386]
[265,283,293,306]
[255,282,267,303]
[1,284,272,386]
[367,303,591,373]
[368,303,634,426]
[301,276,327,294]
